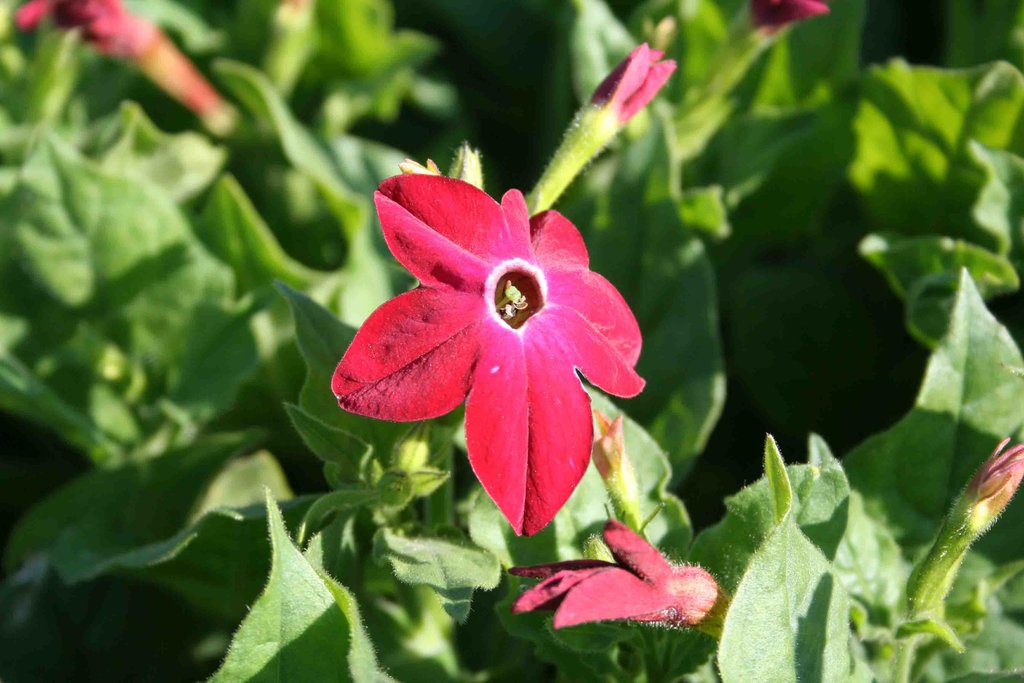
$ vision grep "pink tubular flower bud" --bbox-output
[15,0,234,133]
[751,0,830,30]
[590,43,676,125]
[592,410,625,479]
[966,437,1024,528]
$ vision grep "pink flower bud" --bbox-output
[966,438,1024,526]
[751,0,830,30]
[590,43,676,125]
[591,410,625,480]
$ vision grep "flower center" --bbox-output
[494,269,543,329]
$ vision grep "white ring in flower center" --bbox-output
[484,258,548,331]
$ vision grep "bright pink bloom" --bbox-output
[332,175,644,535]
[510,520,718,628]
[967,438,1024,520]
[751,0,830,30]
[16,0,156,58]
[591,43,676,125]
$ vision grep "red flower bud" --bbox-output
[751,0,830,30]
[590,43,676,125]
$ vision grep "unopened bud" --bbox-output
[448,142,484,189]
[582,533,614,562]
[394,422,431,472]
[965,438,1024,533]
[592,410,643,531]
[398,158,442,176]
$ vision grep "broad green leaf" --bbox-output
[689,436,850,593]
[285,403,369,484]
[97,102,225,201]
[717,517,853,682]
[849,60,1024,253]
[197,175,318,293]
[970,142,1024,260]
[859,232,1020,346]
[312,0,437,77]
[860,234,1019,302]
[168,300,260,423]
[373,527,500,623]
[2,433,276,583]
[844,271,1024,557]
[833,490,905,630]
[5,135,232,359]
[210,495,393,683]
[677,185,732,239]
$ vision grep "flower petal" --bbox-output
[602,520,673,584]
[15,0,54,30]
[378,174,531,266]
[375,191,491,291]
[529,210,589,272]
[509,559,616,580]
[552,568,674,629]
[538,305,644,398]
[545,269,642,367]
[620,59,676,122]
[511,566,615,613]
[465,320,593,535]
[332,287,481,420]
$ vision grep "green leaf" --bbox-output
[970,142,1024,261]
[849,60,1024,253]
[676,185,732,239]
[897,618,966,652]
[764,434,793,523]
[4,436,268,581]
[690,437,850,593]
[97,102,226,202]
[168,300,260,423]
[285,403,370,484]
[197,175,318,293]
[860,233,1019,302]
[717,517,853,682]
[312,0,437,77]
[859,232,1019,346]
[373,527,500,623]
[833,490,906,630]
[5,135,232,358]
[845,271,1024,557]
[210,494,393,683]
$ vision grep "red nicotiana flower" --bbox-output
[16,0,156,58]
[510,520,718,628]
[591,43,676,125]
[331,175,644,535]
[750,0,830,30]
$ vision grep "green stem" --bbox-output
[893,638,918,683]
[425,447,454,526]
[906,500,974,616]
[526,106,620,214]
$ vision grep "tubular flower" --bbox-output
[590,43,676,125]
[509,520,718,628]
[751,0,829,30]
[16,0,232,131]
[332,175,644,535]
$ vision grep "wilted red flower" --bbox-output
[591,43,676,124]
[332,175,644,535]
[510,520,718,628]
[966,437,1024,526]
[751,0,829,30]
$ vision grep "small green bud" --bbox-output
[448,142,484,189]
[582,533,614,562]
